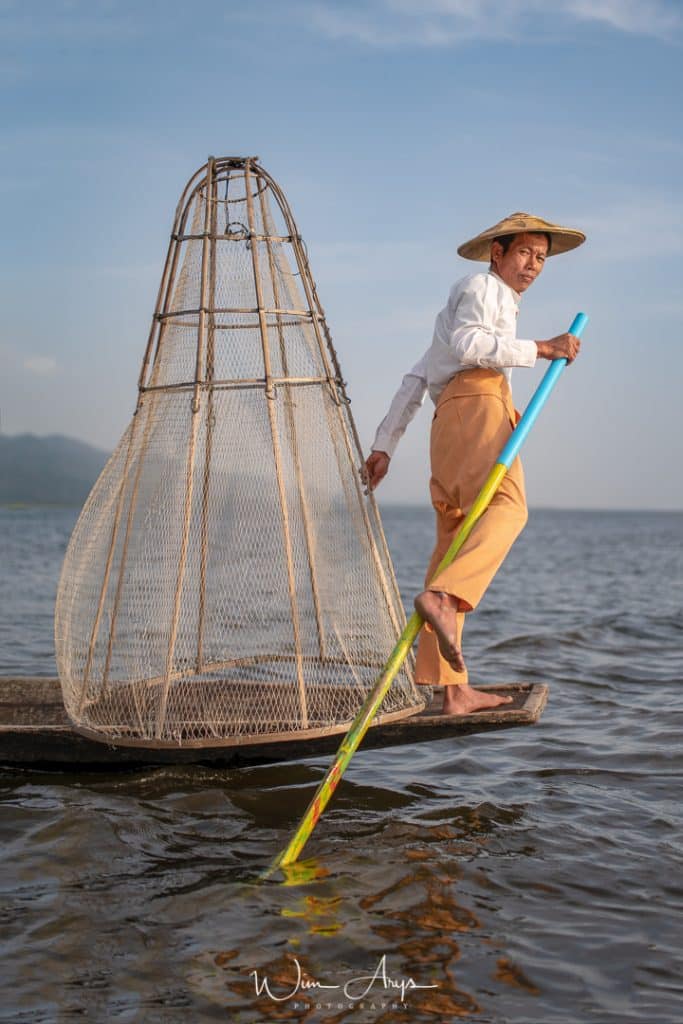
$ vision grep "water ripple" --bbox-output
[1,507,682,1022]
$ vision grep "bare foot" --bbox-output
[442,684,513,715]
[414,590,466,673]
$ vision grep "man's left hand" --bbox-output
[362,451,391,492]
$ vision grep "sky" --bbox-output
[1,0,682,509]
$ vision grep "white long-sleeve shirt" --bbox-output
[371,270,538,457]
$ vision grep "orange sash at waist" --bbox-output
[436,368,517,424]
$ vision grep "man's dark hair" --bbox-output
[493,231,552,254]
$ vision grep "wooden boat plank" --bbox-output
[0,677,548,769]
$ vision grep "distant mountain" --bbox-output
[0,434,110,505]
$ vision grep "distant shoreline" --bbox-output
[1,435,680,514]
[2,502,681,514]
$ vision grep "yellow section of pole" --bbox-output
[265,460,509,876]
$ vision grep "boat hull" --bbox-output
[0,677,548,769]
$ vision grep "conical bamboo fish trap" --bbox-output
[55,156,424,748]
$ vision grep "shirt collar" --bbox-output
[488,268,521,304]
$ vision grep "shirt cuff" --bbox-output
[515,338,538,367]
[371,429,398,459]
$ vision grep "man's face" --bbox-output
[490,232,549,293]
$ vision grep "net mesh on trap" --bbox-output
[55,157,423,748]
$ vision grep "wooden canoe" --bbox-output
[0,677,547,769]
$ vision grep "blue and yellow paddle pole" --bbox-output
[263,312,589,878]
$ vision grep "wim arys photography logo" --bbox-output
[249,953,439,1006]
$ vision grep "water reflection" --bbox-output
[3,508,683,1021]
[192,802,534,1022]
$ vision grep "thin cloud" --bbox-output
[306,0,682,47]
[0,0,140,44]
[566,0,683,36]
[312,239,450,284]
[24,355,57,376]
[573,195,683,261]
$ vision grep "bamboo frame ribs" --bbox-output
[55,156,423,749]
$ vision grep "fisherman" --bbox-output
[364,213,585,715]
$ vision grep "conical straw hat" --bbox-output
[458,212,586,261]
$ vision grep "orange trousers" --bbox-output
[414,369,528,686]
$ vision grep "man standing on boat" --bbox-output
[364,213,585,715]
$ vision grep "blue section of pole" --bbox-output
[497,312,589,469]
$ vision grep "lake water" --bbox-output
[0,504,682,1023]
